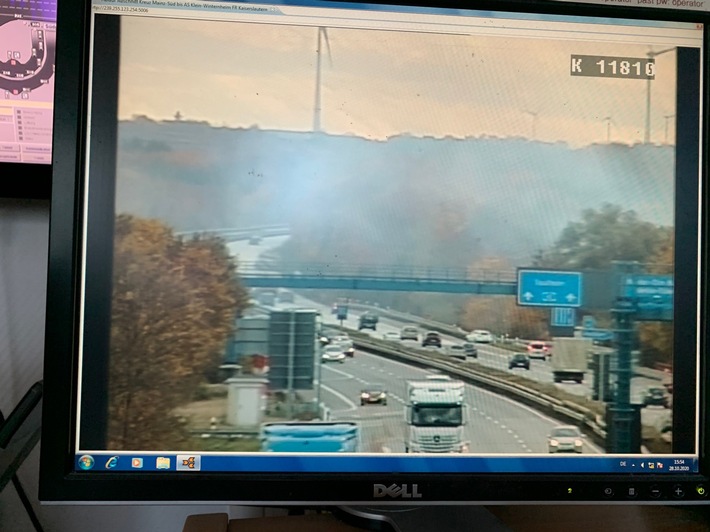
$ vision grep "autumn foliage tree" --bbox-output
[107,215,250,449]
[533,203,664,270]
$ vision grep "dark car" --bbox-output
[643,387,669,408]
[360,383,387,405]
[463,342,478,358]
[508,353,530,370]
[421,331,442,348]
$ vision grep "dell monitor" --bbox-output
[40,0,710,522]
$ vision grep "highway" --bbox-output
[319,349,602,454]
[227,235,671,451]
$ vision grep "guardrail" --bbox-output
[350,335,607,448]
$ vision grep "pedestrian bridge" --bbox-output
[239,262,517,295]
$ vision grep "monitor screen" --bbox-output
[0,0,55,197]
[40,0,710,506]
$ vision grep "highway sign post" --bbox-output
[517,269,582,307]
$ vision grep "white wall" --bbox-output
[0,200,267,532]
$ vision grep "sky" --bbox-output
[116,13,680,146]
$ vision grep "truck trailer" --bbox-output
[551,337,591,384]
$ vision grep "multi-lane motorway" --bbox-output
[319,349,601,454]
[227,235,671,452]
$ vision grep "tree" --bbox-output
[534,203,665,270]
[107,215,250,449]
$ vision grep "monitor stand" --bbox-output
[334,505,513,532]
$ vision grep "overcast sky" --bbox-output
[117,15,679,146]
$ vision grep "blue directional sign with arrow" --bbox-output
[517,269,582,308]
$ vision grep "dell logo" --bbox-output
[373,483,422,499]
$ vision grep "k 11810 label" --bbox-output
[570,55,656,79]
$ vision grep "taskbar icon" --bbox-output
[177,455,201,471]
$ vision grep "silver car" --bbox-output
[321,345,346,363]
[547,425,584,454]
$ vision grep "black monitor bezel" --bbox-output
[40,0,710,503]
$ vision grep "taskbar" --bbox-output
[75,452,699,474]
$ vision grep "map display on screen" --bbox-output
[0,0,56,164]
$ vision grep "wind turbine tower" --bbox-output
[313,27,332,133]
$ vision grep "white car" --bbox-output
[382,331,400,341]
[466,329,494,343]
[547,425,585,454]
[333,336,355,357]
[321,345,346,363]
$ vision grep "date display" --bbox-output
[571,55,656,80]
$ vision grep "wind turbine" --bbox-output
[523,110,539,140]
[313,27,333,133]
[603,116,613,143]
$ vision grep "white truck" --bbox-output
[551,337,591,384]
[404,375,469,453]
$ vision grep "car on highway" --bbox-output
[421,331,442,348]
[400,326,419,341]
[382,331,400,342]
[360,383,388,406]
[318,328,339,345]
[527,341,550,360]
[446,344,467,360]
[333,336,355,357]
[248,234,262,245]
[642,387,670,408]
[547,425,584,454]
[466,329,494,343]
[462,342,478,358]
[508,353,530,370]
[321,345,346,364]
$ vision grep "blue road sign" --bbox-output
[622,275,673,310]
[517,269,582,307]
[551,307,575,327]
[336,305,348,321]
[582,315,596,330]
